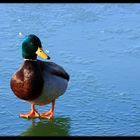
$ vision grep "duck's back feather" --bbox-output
[37,60,70,81]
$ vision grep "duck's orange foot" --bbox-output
[19,111,40,119]
[40,111,54,119]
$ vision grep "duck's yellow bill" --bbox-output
[36,47,50,59]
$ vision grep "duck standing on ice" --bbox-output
[10,34,70,119]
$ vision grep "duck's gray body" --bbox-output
[28,59,69,105]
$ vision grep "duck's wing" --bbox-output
[46,62,70,81]
[37,60,70,81]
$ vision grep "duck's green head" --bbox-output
[21,34,50,60]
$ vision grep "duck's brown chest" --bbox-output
[10,61,44,101]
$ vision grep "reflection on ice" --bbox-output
[20,117,71,136]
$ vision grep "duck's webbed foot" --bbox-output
[19,104,39,119]
[40,99,55,119]
[40,110,54,119]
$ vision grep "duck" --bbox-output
[10,34,70,119]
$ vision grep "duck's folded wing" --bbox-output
[45,62,70,81]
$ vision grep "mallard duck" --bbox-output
[10,34,70,119]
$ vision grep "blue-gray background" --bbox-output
[0,3,140,136]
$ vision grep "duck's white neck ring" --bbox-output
[24,59,37,61]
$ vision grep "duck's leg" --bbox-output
[40,99,55,119]
[20,104,40,119]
